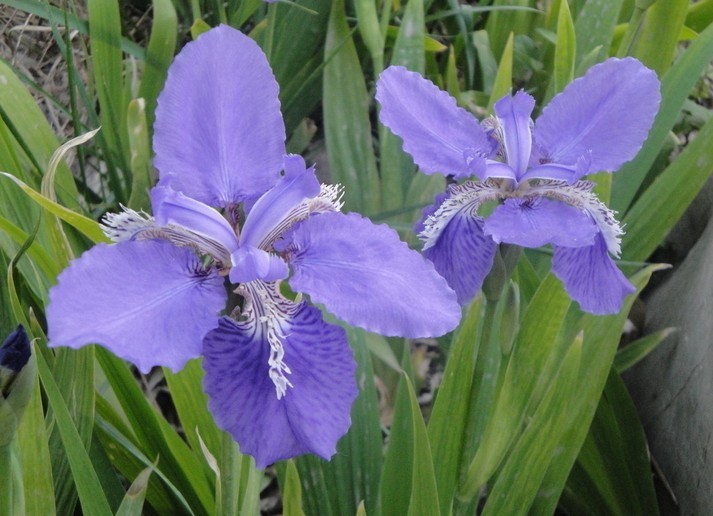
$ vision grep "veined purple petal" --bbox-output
[153,25,286,207]
[240,154,320,249]
[493,91,535,179]
[376,66,495,179]
[528,180,624,257]
[417,182,500,304]
[47,240,226,373]
[483,197,597,249]
[552,233,635,315]
[278,212,461,337]
[419,195,497,305]
[202,305,357,468]
[152,186,239,253]
[533,58,660,174]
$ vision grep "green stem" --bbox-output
[616,4,651,57]
[453,299,500,514]
[219,433,241,516]
[0,444,14,516]
[264,3,278,63]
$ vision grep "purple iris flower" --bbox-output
[46,25,460,467]
[376,58,661,314]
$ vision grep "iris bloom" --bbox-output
[47,26,460,467]
[376,58,660,314]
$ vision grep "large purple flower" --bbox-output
[376,58,660,314]
[46,26,460,468]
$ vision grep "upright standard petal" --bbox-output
[483,198,597,249]
[153,25,286,207]
[47,240,226,373]
[239,155,321,250]
[278,212,461,337]
[418,183,498,304]
[533,58,660,175]
[493,91,535,179]
[551,233,635,315]
[376,66,495,179]
[152,186,239,253]
[202,305,357,468]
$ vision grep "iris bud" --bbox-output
[0,325,34,446]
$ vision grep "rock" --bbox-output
[625,203,713,514]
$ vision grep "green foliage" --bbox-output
[0,0,710,514]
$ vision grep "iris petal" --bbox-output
[279,211,461,337]
[240,154,321,249]
[484,198,597,249]
[229,246,288,283]
[152,186,239,253]
[47,240,226,373]
[493,91,535,179]
[376,66,495,179]
[416,185,498,304]
[153,25,286,207]
[552,233,635,315]
[533,58,660,175]
[202,306,357,468]
[422,210,496,306]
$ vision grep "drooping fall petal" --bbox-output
[202,305,357,468]
[48,240,226,373]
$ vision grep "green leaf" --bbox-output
[126,100,153,211]
[461,274,571,498]
[574,0,623,64]
[138,0,177,128]
[356,0,385,71]
[486,32,514,114]
[530,264,665,514]
[163,361,222,462]
[482,333,582,514]
[622,112,713,262]
[428,297,483,515]
[115,466,153,516]
[282,461,305,516]
[266,0,331,134]
[627,0,688,76]
[380,350,417,516]
[686,0,713,33]
[553,0,575,95]
[564,369,658,514]
[472,30,498,94]
[323,0,380,214]
[88,0,129,178]
[17,369,56,515]
[49,346,97,515]
[614,328,674,373]
[96,349,215,514]
[0,172,108,244]
[95,415,192,514]
[381,353,440,516]
[36,350,112,516]
[0,60,80,208]
[0,213,59,279]
[485,0,536,65]
[404,374,440,516]
[612,18,713,214]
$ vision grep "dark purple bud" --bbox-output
[0,325,30,374]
